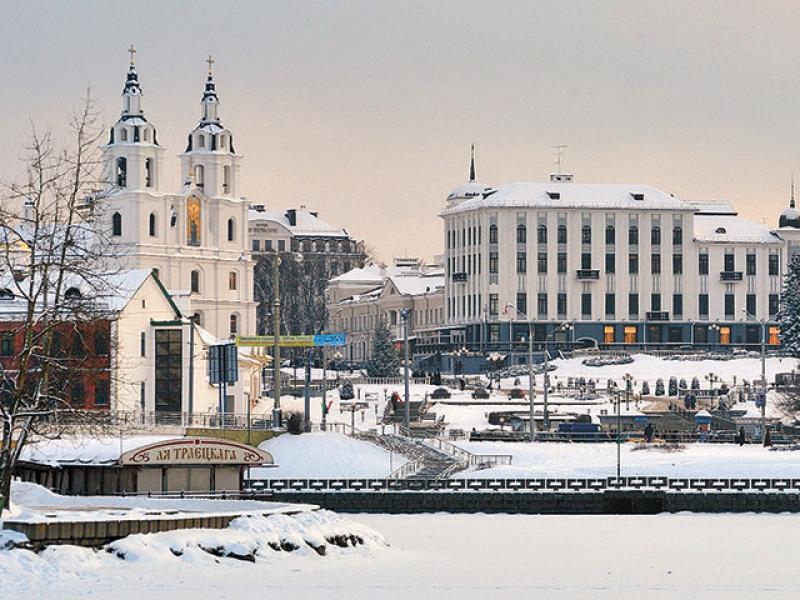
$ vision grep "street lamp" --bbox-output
[504,303,536,441]
[400,308,411,432]
[271,251,303,429]
[742,307,767,441]
[544,322,573,431]
[705,372,719,409]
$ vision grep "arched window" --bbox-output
[672,226,683,245]
[605,225,615,245]
[629,225,639,245]
[115,157,127,187]
[557,224,567,243]
[94,331,109,357]
[227,217,235,242]
[120,128,128,142]
[143,128,150,142]
[112,212,122,236]
[223,165,231,193]
[581,225,592,244]
[219,134,227,151]
[195,164,204,187]
[190,270,200,294]
[65,287,82,300]
[489,224,498,244]
[145,158,153,187]
[537,224,547,244]
[228,271,237,290]
[516,224,527,244]
[197,134,205,148]
[229,313,238,335]
[651,226,661,245]
[148,212,157,237]
[70,331,86,358]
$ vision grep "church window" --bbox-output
[197,134,205,148]
[220,134,227,151]
[145,158,153,187]
[133,127,140,142]
[228,271,237,290]
[227,217,235,242]
[229,313,239,335]
[223,165,231,193]
[115,157,127,187]
[94,331,109,357]
[190,270,200,294]
[186,196,201,246]
[143,128,150,142]
[65,287,82,300]
[112,212,122,236]
[120,128,128,142]
[148,212,157,237]
[195,164,204,188]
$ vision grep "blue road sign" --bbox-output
[314,333,346,347]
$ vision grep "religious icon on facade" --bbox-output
[187,195,201,246]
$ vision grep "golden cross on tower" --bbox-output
[128,45,136,66]
[206,54,214,77]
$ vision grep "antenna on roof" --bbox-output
[469,144,476,182]
[553,144,567,175]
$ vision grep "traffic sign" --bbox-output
[236,333,346,348]
[314,333,346,347]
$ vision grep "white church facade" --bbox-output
[101,50,256,340]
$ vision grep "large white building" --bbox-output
[440,157,800,354]
[101,51,256,339]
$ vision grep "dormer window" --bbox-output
[197,134,205,148]
[0,289,14,300]
[64,287,82,300]
[631,193,645,201]
[547,191,560,200]
[120,128,128,142]
[715,227,727,234]
[143,128,150,142]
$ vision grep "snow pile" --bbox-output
[253,432,405,478]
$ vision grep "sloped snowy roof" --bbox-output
[249,208,349,238]
[20,436,175,466]
[441,181,692,215]
[389,273,445,296]
[685,199,738,215]
[693,215,782,244]
[447,181,494,201]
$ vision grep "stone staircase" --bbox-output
[356,432,463,479]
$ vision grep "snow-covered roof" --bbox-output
[693,215,782,244]
[447,181,494,202]
[20,436,175,466]
[441,181,692,215]
[249,208,349,238]
[388,273,445,296]
[685,199,737,215]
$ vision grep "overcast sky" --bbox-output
[2,1,799,261]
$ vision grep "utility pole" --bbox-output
[528,326,535,441]
[272,254,282,428]
[304,348,312,433]
[402,309,411,432]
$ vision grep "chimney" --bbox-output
[285,209,297,226]
[550,173,573,183]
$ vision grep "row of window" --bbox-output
[450,223,685,248]
[0,330,109,358]
[112,211,239,243]
[460,292,780,320]
[189,269,240,293]
[252,238,357,255]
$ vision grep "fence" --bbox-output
[421,436,513,469]
[48,410,274,430]
[244,476,800,493]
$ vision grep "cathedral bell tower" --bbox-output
[103,46,164,193]
[179,56,241,199]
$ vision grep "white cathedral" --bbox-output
[102,49,256,339]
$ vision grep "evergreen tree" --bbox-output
[366,320,400,377]
[779,253,800,357]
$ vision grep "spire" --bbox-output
[200,54,220,124]
[121,45,143,116]
[469,144,476,182]
[792,173,796,209]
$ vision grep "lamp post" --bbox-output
[400,308,411,432]
[742,308,767,440]
[615,389,622,479]
[544,322,573,431]
[705,372,719,409]
[270,251,302,429]
[504,304,536,441]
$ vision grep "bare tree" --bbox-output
[0,91,125,514]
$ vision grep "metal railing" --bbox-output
[48,410,274,430]
[387,459,425,480]
[419,436,513,468]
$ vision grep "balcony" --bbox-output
[720,271,743,281]
[576,269,600,280]
[452,272,468,283]
[646,311,670,321]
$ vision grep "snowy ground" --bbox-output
[454,441,800,479]
[251,432,406,479]
[3,512,799,599]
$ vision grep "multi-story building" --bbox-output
[440,165,794,354]
[325,259,444,363]
[249,205,367,335]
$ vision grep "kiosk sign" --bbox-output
[119,438,273,466]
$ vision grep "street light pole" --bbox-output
[743,308,768,440]
[616,390,621,479]
[272,254,282,427]
[506,304,537,441]
[401,309,411,432]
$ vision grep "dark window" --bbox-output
[149,212,156,237]
[557,252,567,273]
[227,218,235,242]
[699,294,709,318]
[516,252,527,273]
[94,379,110,406]
[581,293,592,318]
[537,225,547,244]
[190,270,200,293]
[605,293,615,317]
[516,293,527,316]
[581,225,592,244]
[651,254,661,274]
[699,253,709,275]
[557,293,567,316]
[694,325,708,344]
[651,226,661,245]
[605,252,615,273]
[537,293,547,317]
[605,225,615,245]
[70,381,85,406]
[71,332,85,358]
[672,254,683,274]
[489,224,498,244]
[724,254,735,272]
[769,294,779,317]
[672,226,683,245]
[628,293,639,316]
[673,294,683,318]
[155,330,182,413]
[252,239,260,252]
[489,252,498,273]
[557,224,567,244]
[537,252,548,273]
[724,293,735,318]
[769,254,779,275]
[629,254,639,274]
[94,331,109,356]
[115,157,127,187]
[581,252,591,270]
[651,293,661,312]
[489,294,499,315]
[140,331,146,357]
[629,225,639,245]
[746,254,756,275]
[0,333,13,356]
[112,212,122,237]
[517,224,527,244]
[145,158,153,187]
[746,294,756,316]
